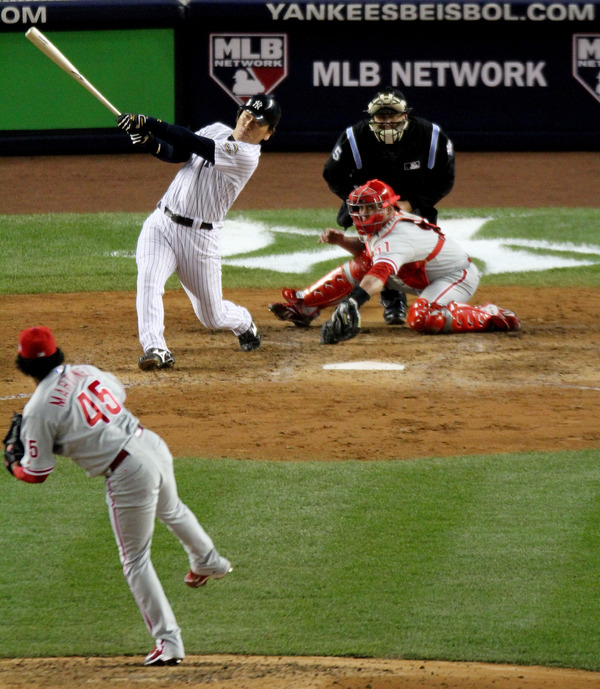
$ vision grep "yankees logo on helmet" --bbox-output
[238,93,281,130]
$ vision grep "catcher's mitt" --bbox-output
[320,298,362,345]
[3,412,24,475]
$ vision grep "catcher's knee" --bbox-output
[407,298,451,334]
[347,250,371,281]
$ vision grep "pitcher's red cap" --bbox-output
[18,326,57,359]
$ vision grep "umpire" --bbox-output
[322,87,455,324]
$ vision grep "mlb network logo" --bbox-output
[210,34,288,104]
[573,34,600,103]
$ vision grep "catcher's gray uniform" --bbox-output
[17,362,230,664]
[368,210,480,304]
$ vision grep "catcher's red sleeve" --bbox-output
[366,261,395,284]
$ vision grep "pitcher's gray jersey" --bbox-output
[20,364,140,479]
[12,353,230,664]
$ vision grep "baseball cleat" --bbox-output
[185,563,233,588]
[138,348,175,371]
[268,302,319,327]
[238,322,261,351]
[281,287,302,303]
[380,289,408,325]
[144,643,183,667]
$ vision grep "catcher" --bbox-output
[305,180,521,344]
[4,326,232,666]
[270,87,455,327]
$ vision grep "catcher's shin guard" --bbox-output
[407,299,521,334]
[477,303,522,332]
[293,251,372,310]
[407,298,449,333]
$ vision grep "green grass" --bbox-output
[2,207,600,293]
[2,451,600,669]
[1,213,146,294]
[3,206,600,669]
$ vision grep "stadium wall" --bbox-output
[1,0,599,154]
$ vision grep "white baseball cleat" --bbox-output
[138,348,175,371]
[184,561,233,588]
[144,641,183,666]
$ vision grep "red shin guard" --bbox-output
[283,251,371,310]
[408,299,521,334]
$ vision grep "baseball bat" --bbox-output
[25,27,121,117]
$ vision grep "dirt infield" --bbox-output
[2,150,600,213]
[1,151,599,688]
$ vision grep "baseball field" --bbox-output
[1,150,600,689]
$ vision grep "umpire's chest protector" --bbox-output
[349,120,431,195]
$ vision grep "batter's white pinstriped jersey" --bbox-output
[160,122,261,225]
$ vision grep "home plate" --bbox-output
[323,361,406,371]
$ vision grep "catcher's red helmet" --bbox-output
[347,179,400,239]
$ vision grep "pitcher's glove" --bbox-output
[3,412,24,475]
[320,298,362,345]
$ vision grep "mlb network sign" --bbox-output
[573,34,600,103]
[210,34,288,104]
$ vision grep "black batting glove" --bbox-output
[117,113,148,133]
[129,132,149,146]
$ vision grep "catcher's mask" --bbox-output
[366,87,410,144]
[237,93,282,131]
[347,179,400,240]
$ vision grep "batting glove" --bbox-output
[129,132,149,146]
[117,113,148,133]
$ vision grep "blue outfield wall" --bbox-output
[1,0,600,154]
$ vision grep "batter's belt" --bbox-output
[158,203,213,230]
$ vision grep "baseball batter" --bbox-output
[314,180,521,342]
[116,94,282,371]
[4,326,232,666]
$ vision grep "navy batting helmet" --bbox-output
[237,94,282,130]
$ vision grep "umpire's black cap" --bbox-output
[239,94,282,130]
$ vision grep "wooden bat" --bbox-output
[25,27,121,117]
